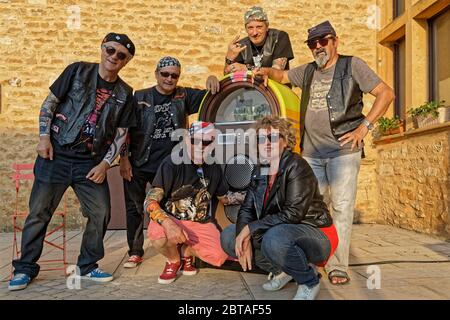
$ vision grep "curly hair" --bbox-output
[254,115,296,150]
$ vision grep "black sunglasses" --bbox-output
[257,133,281,144]
[190,137,214,147]
[102,45,128,60]
[160,71,180,79]
[307,36,335,49]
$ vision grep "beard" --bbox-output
[313,48,330,69]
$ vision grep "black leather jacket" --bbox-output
[299,55,365,148]
[236,149,333,242]
[51,62,133,160]
[129,86,197,167]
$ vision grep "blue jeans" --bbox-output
[303,151,361,274]
[221,224,331,287]
[12,155,111,278]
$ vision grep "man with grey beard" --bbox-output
[253,20,394,286]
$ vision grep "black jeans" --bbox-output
[221,223,331,287]
[12,155,111,278]
[123,167,155,257]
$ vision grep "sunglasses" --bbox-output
[190,137,214,147]
[307,36,335,49]
[160,71,180,79]
[102,45,128,60]
[257,133,281,144]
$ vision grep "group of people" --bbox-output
[8,6,395,300]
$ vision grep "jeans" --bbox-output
[221,224,330,287]
[303,151,361,274]
[123,168,155,257]
[12,155,111,278]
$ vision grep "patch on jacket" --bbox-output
[55,113,68,122]
[51,124,60,133]
[137,101,152,108]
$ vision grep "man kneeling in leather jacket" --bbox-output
[220,115,339,300]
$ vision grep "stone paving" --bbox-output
[1,224,450,300]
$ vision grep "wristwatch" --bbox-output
[225,57,235,65]
[362,118,374,130]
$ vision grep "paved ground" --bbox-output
[1,224,450,300]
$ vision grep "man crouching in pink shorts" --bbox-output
[144,121,244,284]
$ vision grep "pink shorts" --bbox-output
[147,217,228,267]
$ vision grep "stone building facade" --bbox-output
[0,0,448,238]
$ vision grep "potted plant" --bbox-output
[407,100,447,129]
[372,116,404,138]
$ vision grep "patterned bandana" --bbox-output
[244,6,269,25]
[156,56,181,70]
[188,121,215,136]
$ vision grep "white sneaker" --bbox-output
[262,272,293,291]
[293,282,321,300]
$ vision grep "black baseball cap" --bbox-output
[305,20,337,42]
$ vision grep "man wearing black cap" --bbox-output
[9,33,136,291]
[118,57,222,268]
[254,20,395,285]
[224,6,294,74]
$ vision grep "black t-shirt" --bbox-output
[236,30,294,69]
[139,87,207,174]
[49,62,135,159]
[152,155,229,223]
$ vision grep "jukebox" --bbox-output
[197,71,300,228]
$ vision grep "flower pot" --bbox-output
[438,107,450,123]
[412,114,439,129]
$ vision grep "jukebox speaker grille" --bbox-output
[224,154,255,190]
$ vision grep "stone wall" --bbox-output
[375,127,450,238]
[0,0,381,231]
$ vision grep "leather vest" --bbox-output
[299,55,365,149]
[129,86,188,167]
[51,62,133,160]
[240,29,280,67]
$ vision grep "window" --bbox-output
[430,8,450,106]
[215,88,271,123]
[394,0,405,18]
[394,37,406,119]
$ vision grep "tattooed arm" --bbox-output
[144,187,168,224]
[36,92,60,160]
[85,128,128,184]
[103,128,128,165]
[218,191,247,206]
[144,187,188,244]
[271,57,288,71]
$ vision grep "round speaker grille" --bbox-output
[224,154,255,190]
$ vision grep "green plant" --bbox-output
[407,100,446,118]
[376,116,402,133]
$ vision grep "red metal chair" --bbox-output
[11,163,67,277]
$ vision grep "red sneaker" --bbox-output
[123,255,143,268]
[158,260,181,284]
[181,256,198,276]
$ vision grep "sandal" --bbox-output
[328,270,350,285]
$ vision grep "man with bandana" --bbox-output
[9,33,136,291]
[253,21,395,285]
[224,6,294,74]
[119,57,222,268]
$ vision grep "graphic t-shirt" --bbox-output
[287,56,382,158]
[152,155,229,223]
[139,88,207,174]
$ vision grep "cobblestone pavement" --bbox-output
[1,224,450,300]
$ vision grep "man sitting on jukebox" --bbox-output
[143,121,244,285]
[220,116,338,300]
[224,6,294,74]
